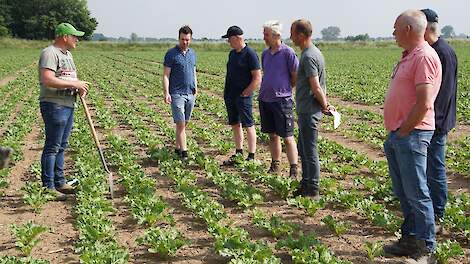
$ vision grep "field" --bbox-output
[0,40,469,264]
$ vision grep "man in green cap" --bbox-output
[38,22,89,200]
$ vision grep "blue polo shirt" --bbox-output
[164,46,196,94]
[431,38,458,134]
[224,45,260,98]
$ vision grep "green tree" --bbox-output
[6,0,97,39]
[0,1,12,37]
[321,26,341,41]
[345,33,370,42]
[130,32,138,42]
[441,25,455,39]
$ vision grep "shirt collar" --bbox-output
[176,45,190,55]
[269,43,287,54]
[401,41,427,60]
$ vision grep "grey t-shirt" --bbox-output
[38,45,78,108]
[295,44,327,114]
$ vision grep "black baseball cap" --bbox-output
[222,26,243,38]
[421,9,439,23]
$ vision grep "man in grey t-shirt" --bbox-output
[39,23,89,200]
[290,19,335,198]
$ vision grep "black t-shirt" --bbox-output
[432,38,458,134]
[224,45,260,98]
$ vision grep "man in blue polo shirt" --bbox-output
[163,25,197,160]
[222,25,261,165]
[260,20,299,177]
[421,8,458,235]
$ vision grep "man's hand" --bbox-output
[241,88,253,97]
[164,93,172,104]
[73,81,90,97]
[322,104,335,116]
[194,87,198,97]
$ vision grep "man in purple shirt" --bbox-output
[259,20,299,178]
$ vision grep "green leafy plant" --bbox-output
[0,256,50,264]
[276,232,319,251]
[434,240,464,264]
[29,162,41,180]
[10,221,49,256]
[321,215,350,236]
[21,182,56,213]
[136,226,188,258]
[251,209,299,238]
[287,196,325,216]
[363,241,383,260]
[291,245,351,264]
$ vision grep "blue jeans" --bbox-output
[384,129,435,251]
[297,111,322,190]
[426,132,448,219]
[40,102,74,189]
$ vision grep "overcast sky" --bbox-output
[87,0,468,39]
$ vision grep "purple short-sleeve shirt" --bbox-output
[259,43,299,102]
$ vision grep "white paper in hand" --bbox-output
[331,110,341,129]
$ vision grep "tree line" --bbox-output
[0,0,97,39]
[320,25,463,41]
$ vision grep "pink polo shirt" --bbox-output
[384,42,442,131]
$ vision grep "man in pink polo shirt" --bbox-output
[383,10,442,264]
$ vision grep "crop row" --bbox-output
[99,52,470,241]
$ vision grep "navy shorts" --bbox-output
[224,95,254,127]
[259,98,294,137]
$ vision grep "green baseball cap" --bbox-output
[55,23,85,37]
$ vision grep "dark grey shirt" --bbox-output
[295,44,326,114]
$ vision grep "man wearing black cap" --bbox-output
[421,8,458,235]
[39,22,90,200]
[221,26,261,165]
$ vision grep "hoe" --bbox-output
[80,95,114,199]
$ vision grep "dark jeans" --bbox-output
[384,129,436,251]
[426,132,448,219]
[297,111,322,190]
[40,102,74,189]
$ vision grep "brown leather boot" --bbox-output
[57,183,75,194]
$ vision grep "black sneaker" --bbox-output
[181,150,188,161]
[174,149,182,158]
[293,185,320,200]
[289,164,298,178]
[406,240,436,264]
[384,235,417,257]
[267,160,280,174]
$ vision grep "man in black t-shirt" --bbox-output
[421,8,458,235]
[221,26,261,165]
